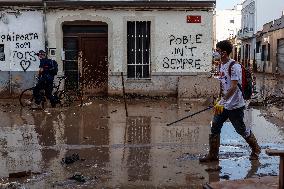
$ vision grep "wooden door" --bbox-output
[63,23,108,95]
[80,34,108,95]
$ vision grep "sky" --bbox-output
[216,0,243,10]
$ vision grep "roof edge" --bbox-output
[0,1,216,9]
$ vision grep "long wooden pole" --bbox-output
[121,72,128,117]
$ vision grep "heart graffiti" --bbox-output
[20,60,31,72]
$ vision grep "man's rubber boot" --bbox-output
[244,132,261,160]
[199,134,220,163]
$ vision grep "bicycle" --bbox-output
[19,75,79,108]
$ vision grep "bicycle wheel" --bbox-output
[19,88,46,109]
[19,88,34,107]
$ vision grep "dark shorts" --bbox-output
[211,106,250,138]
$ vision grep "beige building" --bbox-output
[255,15,284,74]
[237,0,284,71]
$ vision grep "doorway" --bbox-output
[63,22,108,96]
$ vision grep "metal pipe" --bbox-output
[121,72,128,117]
[43,2,48,52]
[167,106,213,126]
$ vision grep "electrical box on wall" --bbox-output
[187,15,201,23]
[49,48,56,56]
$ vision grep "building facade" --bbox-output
[237,0,284,72]
[237,0,255,68]
[255,15,284,74]
[215,4,242,43]
[0,0,218,98]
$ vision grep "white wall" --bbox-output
[216,6,242,42]
[47,9,213,74]
[241,0,255,33]
[0,10,44,72]
[152,11,213,73]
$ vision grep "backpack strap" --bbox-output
[228,61,235,77]
[228,61,244,97]
[218,63,223,98]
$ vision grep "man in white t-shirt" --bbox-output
[199,40,261,162]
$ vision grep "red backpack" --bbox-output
[228,61,253,100]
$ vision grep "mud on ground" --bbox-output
[0,96,283,188]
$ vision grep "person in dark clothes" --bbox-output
[33,50,58,108]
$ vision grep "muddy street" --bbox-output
[0,94,283,188]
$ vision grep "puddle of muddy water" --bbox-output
[0,98,283,188]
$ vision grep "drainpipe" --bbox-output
[43,1,48,52]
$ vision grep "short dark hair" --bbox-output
[216,40,233,55]
[38,50,46,54]
[36,50,46,56]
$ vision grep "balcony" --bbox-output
[237,27,254,39]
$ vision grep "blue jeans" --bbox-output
[211,106,250,138]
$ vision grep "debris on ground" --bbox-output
[0,182,23,189]
[205,166,222,172]
[263,95,284,107]
[81,102,92,106]
[249,99,264,106]
[69,172,86,183]
[249,94,284,107]
[61,153,80,165]
[9,171,32,178]
[100,116,110,119]
[220,174,230,180]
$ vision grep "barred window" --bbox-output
[127,21,150,79]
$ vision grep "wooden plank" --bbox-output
[280,157,283,189]
[204,176,278,189]
[266,149,284,156]
[266,149,284,189]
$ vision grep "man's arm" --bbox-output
[223,80,238,100]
